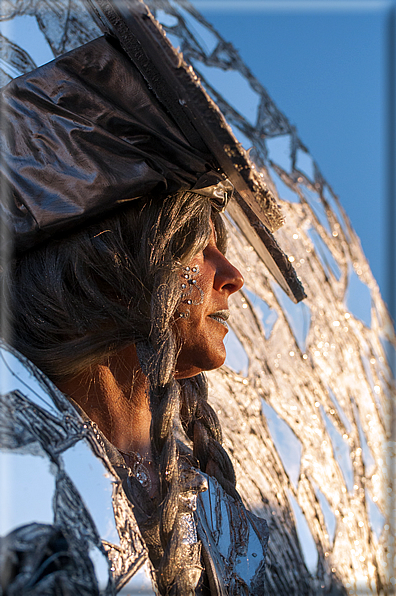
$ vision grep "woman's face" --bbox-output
[174,222,244,378]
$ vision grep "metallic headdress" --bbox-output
[0,0,306,302]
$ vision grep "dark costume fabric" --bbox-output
[0,27,305,303]
[0,36,213,253]
[0,341,269,595]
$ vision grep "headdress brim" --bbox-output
[0,0,306,302]
[85,0,306,302]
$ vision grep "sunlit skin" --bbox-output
[174,223,244,378]
[58,222,243,493]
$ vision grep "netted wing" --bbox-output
[0,1,394,594]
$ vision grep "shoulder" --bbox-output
[0,341,157,595]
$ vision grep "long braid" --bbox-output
[180,375,240,501]
[5,188,239,594]
[135,202,209,594]
[131,194,240,592]
[137,271,198,594]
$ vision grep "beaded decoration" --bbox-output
[118,449,153,493]
[179,266,204,318]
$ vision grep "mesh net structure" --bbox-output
[0,0,395,594]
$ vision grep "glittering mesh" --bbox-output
[0,0,395,594]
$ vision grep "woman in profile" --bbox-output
[0,2,302,593]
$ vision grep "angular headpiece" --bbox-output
[0,0,305,302]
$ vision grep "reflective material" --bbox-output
[0,14,53,70]
[365,490,385,543]
[272,284,311,353]
[307,228,341,280]
[352,403,376,476]
[235,512,268,583]
[345,266,372,328]
[61,440,120,545]
[2,36,217,252]
[360,350,375,393]
[89,544,111,594]
[191,60,260,125]
[261,400,301,490]
[295,148,315,182]
[268,166,300,203]
[320,407,354,492]
[287,490,318,575]
[224,326,249,376]
[300,187,332,235]
[379,336,396,377]
[118,561,156,595]
[323,185,350,240]
[245,288,278,339]
[313,484,336,545]
[197,475,269,591]
[216,496,232,554]
[0,450,55,536]
[266,135,292,173]
[0,55,23,82]
[175,6,218,55]
[0,0,393,592]
[0,346,63,419]
[328,387,352,433]
[179,512,197,544]
[360,352,384,418]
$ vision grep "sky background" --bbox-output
[189,0,395,318]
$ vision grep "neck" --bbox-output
[58,345,152,457]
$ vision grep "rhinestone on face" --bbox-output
[187,299,192,305]
[192,279,197,284]
[185,266,190,271]
[192,267,197,272]
[183,274,189,279]
[181,283,187,289]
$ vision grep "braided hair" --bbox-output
[2,191,239,594]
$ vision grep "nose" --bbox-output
[213,250,244,295]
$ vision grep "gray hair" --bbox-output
[1,191,239,594]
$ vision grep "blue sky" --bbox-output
[190,0,395,316]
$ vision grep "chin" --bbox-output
[175,344,226,379]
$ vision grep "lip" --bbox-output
[208,309,230,329]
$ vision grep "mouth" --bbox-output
[208,309,230,329]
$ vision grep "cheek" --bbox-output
[177,271,210,320]
[181,269,208,307]
[174,315,228,378]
